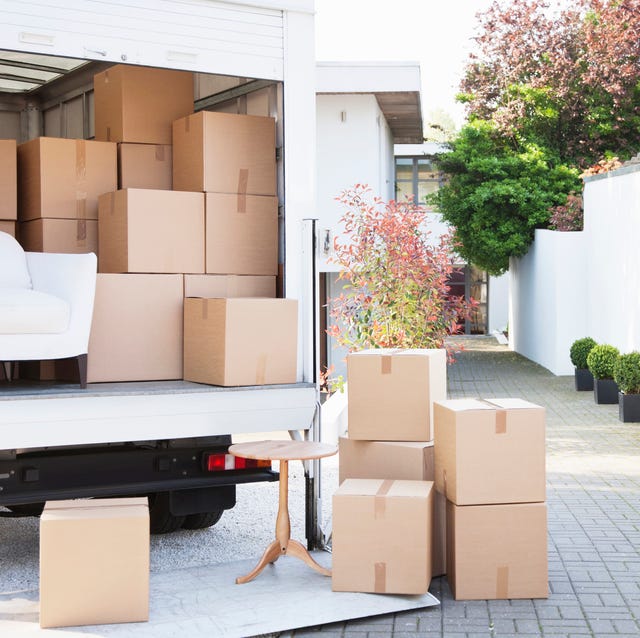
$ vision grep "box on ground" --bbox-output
[205,192,278,275]
[173,111,276,195]
[39,497,149,628]
[19,358,79,382]
[184,274,276,298]
[118,143,172,190]
[434,398,546,505]
[20,218,98,254]
[98,189,204,274]
[0,139,17,220]
[332,478,433,594]
[17,137,116,221]
[88,274,184,382]
[347,349,446,442]
[0,220,16,238]
[94,65,193,144]
[338,437,445,577]
[446,501,548,600]
[183,297,297,386]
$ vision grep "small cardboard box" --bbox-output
[98,188,204,274]
[338,437,446,577]
[39,497,149,628]
[173,111,276,195]
[183,297,297,386]
[205,192,278,275]
[118,143,172,190]
[434,398,546,505]
[332,478,433,594]
[0,220,16,238]
[446,501,548,600]
[347,349,447,441]
[94,65,194,144]
[20,218,98,254]
[184,274,276,298]
[17,137,117,222]
[0,139,17,220]
[88,273,184,382]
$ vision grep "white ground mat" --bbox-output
[0,551,439,638]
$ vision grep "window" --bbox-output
[394,157,443,208]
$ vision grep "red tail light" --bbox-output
[204,453,271,472]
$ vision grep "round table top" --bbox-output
[228,440,338,461]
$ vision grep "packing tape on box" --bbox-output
[155,145,165,161]
[256,353,267,385]
[201,299,209,320]
[480,399,508,434]
[381,355,392,374]
[75,140,88,219]
[76,219,87,243]
[184,116,191,133]
[496,565,509,598]
[374,479,394,519]
[374,562,387,593]
[237,169,249,213]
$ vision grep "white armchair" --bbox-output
[0,231,97,388]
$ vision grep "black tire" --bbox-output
[181,509,224,530]
[148,493,186,534]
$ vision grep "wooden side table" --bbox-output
[228,439,337,584]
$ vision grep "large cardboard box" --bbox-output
[446,501,548,600]
[434,398,546,505]
[183,297,297,386]
[347,349,447,442]
[332,478,433,594]
[0,139,17,220]
[40,497,149,628]
[94,65,194,144]
[20,218,98,254]
[118,143,172,190]
[205,192,278,275]
[338,437,446,577]
[0,220,16,238]
[184,274,276,298]
[173,111,276,195]
[88,273,184,382]
[98,189,204,274]
[17,137,116,221]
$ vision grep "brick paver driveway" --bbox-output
[287,336,640,638]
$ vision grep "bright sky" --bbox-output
[314,0,494,129]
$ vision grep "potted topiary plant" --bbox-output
[569,337,597,391]
[613,351,640,422]
[586,344,620,404]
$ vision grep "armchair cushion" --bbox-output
[0,231,32,289]
[0,287,70,334]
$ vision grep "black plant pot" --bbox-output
[575,368,594,391]
[594,379,619,404]
[619,392,640,422]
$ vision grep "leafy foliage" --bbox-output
[570,337,597,369]
[614,352,640,394]
[587,344,620,380]
[549,192,584,232]
[327,186,476,358]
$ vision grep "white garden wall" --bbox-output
[510,164,640,375]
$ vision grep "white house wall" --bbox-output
[488,273,509,334]
[316,93,394,272]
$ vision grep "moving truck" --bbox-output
[0,1,323,538]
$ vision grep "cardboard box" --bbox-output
[94,65,194,144]
[20,218,98,254]
[434,398,546,505]
[173,111,276,195]
[19,359,78,382]
[98,188,204,274]
[205,192,278,275]
[338,437,445,577]
[347,349,447,442]
[39,497,149,628]
[184,274,276,298]
[118,143,172,190]
[0,220,16,238]
[183,297,297,386]
[446,501,548,600]
[88,273,184,382]
[332,478,433,594]
[0,139,17,220]
[17,137,117,221]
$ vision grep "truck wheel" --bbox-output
[148,493,185,534]
[182,509,223,530]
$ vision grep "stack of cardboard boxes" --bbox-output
[7,64,297,386]
[0,139,17,238]
[332,349,447,594]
